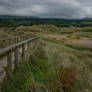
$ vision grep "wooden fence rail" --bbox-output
[0,35,34,49]
[0,36,39,87]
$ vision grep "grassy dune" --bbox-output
[1,25,92,92]
[2,37,92,92]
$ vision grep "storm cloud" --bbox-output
[0,0,92,19]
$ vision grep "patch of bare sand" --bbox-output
[68,38,92,47]
[37,32,67,40]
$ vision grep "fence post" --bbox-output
[27,41,31,59]
[2,40,6,48]
[22,44,25,60]
[8,39,11,46]
[7,50,12,72]
[14,47,18,68]
[15,37,17,44]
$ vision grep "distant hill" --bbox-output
[0,15,92,27]
[0,15,39,19]
[82,18,92,20]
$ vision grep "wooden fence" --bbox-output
[0,36,38,87]
[0,35,33,49]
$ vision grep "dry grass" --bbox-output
[1,25,92,92]
[42,36,92,92]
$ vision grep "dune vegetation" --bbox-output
[0,25,92,92]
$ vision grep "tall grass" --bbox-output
[1,25,92,92]
[43,38,92,92]
[2,40,79,92]
[2,44,50,92]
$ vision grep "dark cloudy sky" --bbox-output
[0,0,92,19]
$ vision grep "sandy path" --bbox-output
[37,32,92,47]
[68,38,92,47]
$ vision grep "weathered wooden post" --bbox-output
[27,41,31,59]
[15,37,18,44]
[14,47,18,68]
[22,44,25,60]
[34,39,38,48]
[2,40,6,48]
[7,50,12,72]
[8,38,11,46]
[18,36,21,42]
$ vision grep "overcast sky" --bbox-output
[0,0,92,19]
